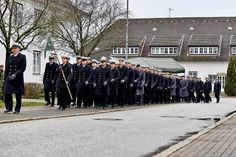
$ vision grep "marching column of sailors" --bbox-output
[43,55,222,110]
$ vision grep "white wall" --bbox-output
[179,61,228,79]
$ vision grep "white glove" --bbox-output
[9,74,16,80]
[103,81,108,86]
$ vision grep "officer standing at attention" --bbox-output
[43,56,58,107]
[118,59,129,107]
[94,57,112,109]
[109,61,120,108]
[4,45,26,114]
[71,56,81,107]
[75,57,92,108]
[56,55,72,110]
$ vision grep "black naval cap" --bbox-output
[11,44,21,50]
[49,56,55,59]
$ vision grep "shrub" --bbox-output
[24,83,43,99]
[225,57,236,96]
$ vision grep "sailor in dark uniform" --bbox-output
[71,56,81,107]
[195,77,204,103]
[4,45,26,114]
[109,61,120,108]
[75,57,92,108]
[214,78,221,103]
[187,76,196,103]
[144,67,151,105]
[203,77,212,103]
[94,57,112,109]
[118,59,129,107]
[88,59,98,107]
[126,61,135,105]
[131,63,139,105]
[56,55,72,110]
[43,56,58,107]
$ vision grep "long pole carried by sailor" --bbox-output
[53,48,73,100]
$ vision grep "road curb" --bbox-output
[153,112,236,157]
[0,105,155,124]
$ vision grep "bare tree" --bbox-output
[50,0,126,56]
[0,0,51,68]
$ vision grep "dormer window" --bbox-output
[112,47,139,55]
[151,47,178,55]
[189,47,218,55]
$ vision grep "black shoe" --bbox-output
[45,102,50,106]
[50,105,54,107]
[4,110,13,113]
[13,111,20,114]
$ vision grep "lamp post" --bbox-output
[125,0,129,60]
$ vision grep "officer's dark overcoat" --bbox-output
[4,53,26,94]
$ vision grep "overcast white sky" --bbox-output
[128,0,236,18]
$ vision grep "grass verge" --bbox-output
[0,101,45,108]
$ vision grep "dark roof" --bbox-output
[149,35,183,47]
[189,35,221,46]
[91,16,236,61]
[113,38,143,47]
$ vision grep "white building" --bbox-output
[0,0,76,84]
[91,17,235,90]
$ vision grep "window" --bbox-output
[189,47,218,55]
[208,74,217,83]
[113,47,139,55]
[33,51,41,75]
[188,71,198,78]
[150,47,179,55]
[217,75,226,89]
[231,47,236,54]
[13,2,23,25]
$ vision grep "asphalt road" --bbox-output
[0,98,236,157]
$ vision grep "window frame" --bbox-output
[188,71,198,78]
[13,2,23,26]
[150,47,179,55]
[113,47,140,55]
[33,50,41,75]
[189,47,218,55]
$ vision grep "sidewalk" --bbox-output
[155,112,236,157]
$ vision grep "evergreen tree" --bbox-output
[225,57,236,96]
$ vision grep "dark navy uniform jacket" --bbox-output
[214,82,221,94]
[118,65,129,89]
[204,81,212,93]
[75,65,92,96]
[109,67,120,96]
[4,53,26,94]
[56,63,72,89]
[94,65,112,96]
[43,62,58,91]
[195,80,204,93]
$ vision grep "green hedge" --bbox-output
[24,83,43,99]
[225,57,236,96]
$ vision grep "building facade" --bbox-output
[0,0,76,84]
[91,17,236,90]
